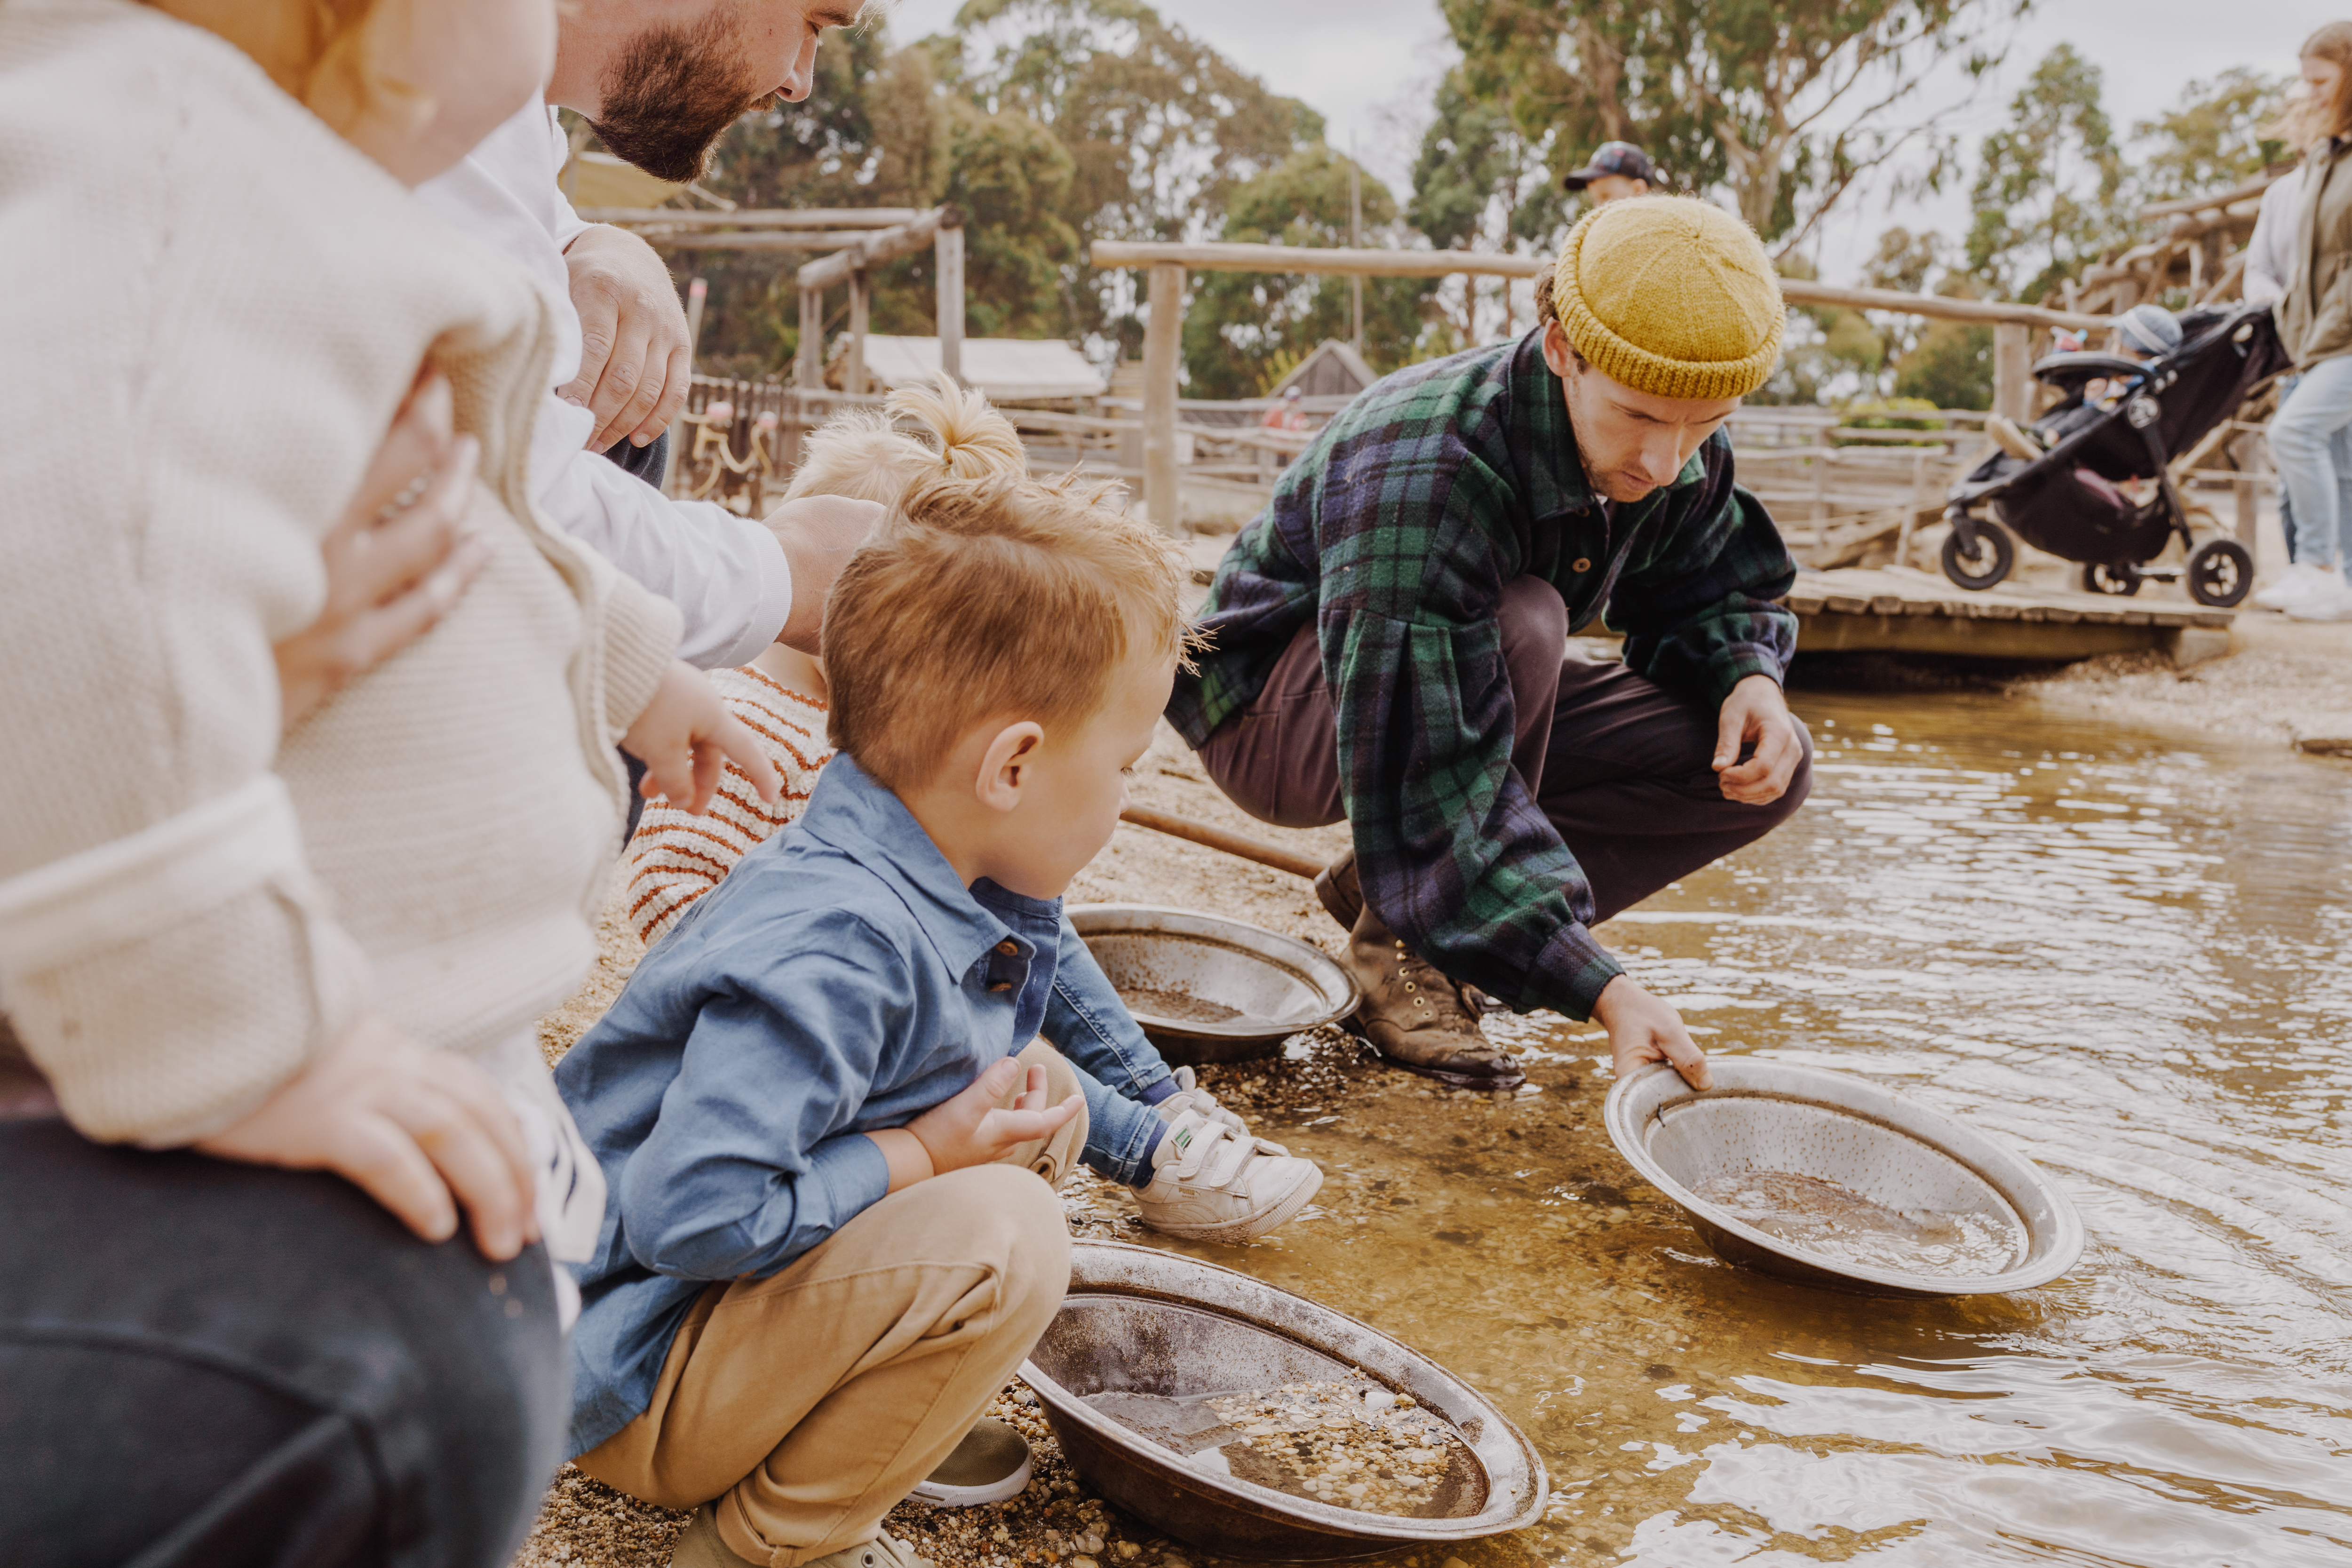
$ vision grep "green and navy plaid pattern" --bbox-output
[1166,332,1797,1020]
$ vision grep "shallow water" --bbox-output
[1145,691,2352,1566]
[1685,1170,2026,1280]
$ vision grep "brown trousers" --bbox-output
[577,1042,1087,1566]
[1198,577,1813,925]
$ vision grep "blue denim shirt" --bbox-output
[556,755,1172,1456]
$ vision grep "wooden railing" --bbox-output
[1088,239,2116,534]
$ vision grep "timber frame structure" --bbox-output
[1088,239,2116,535]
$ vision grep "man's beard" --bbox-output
[589,10,770,185]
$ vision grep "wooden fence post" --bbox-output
[935,214,966,385]
[2235,475,2260,549]
[1142,261,1185,534]
[796,286,822,390]
[846,268,869,397]
[1993,322,2032,423]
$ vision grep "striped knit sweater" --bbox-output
[627,667,831,945]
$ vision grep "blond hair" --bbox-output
[2275,22,2352,151]
[782,371,1027,506]
[823,472,1196,789]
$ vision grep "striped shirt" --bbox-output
[625,666,831,945]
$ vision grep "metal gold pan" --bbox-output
[1605,1059,2085,1298]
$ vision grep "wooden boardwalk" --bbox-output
[1180,543,2237,667]
[1790,566,2235,664]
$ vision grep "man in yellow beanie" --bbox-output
[1168,197,1809,1094]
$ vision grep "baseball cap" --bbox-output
[1564,141,1658,191]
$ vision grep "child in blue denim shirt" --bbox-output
[556,473,1320,1568]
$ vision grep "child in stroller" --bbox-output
[1940,300,2291,606]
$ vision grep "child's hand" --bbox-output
[620,660,783,815]
[902,1058,1083,1181]
[195,1014,539,1260]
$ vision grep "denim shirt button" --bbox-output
[995,939,1020,956]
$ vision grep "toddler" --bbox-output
[625,372,1026,945]
[559,473,1319,1568]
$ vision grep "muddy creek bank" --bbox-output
[525,690,2352,1568]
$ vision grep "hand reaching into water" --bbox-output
[1594,973,1712,1090]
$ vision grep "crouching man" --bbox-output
[1169,197,1813,1093]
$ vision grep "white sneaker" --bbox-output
[1155,1066,1259,1142]
[2253,561,2344,610]
[1134,1109,1322,1242]
[906,1418,1032,1507]
[2287,580,2352,621]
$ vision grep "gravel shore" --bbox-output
[516,607,2349,1568]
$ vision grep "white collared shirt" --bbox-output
[417,104,790,669]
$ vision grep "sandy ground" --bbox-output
[2010,612,2352,750]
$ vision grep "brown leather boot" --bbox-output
[1341,904,1523,1090]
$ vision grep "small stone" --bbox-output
[1072,1558,1099,1568]
[1081,1535,1104,1555]
[1114,1545,1140,1561]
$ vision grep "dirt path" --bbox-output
[2006,613,2352,751]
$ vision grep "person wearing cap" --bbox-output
[1169,196,1810,1095]
[1564,141,1658,204]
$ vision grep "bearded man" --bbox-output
[1172,197,1813,1095]
[415,0,877,684]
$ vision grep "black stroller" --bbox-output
[1940,301,2293,606]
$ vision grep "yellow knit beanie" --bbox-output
[1549,196,1784,400]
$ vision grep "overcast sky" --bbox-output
[882,0,2327,282]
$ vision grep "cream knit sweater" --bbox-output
[0,0,682,1145]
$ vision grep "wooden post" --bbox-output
[846,268,869,397]
[796,286,822,390]
[1898,446,1930,569]
[1994,322,2032,423]
[1142,262,1185,534]
[2235,475,2260,549]
[935,218,966,386]
[1348,134,1364,355]
[683,277,707,371]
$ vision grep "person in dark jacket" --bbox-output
[1169,197,1812,1092]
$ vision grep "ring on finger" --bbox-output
[376,470,433,523]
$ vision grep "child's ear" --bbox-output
[973,721,1045,812]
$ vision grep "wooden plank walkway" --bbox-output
[1179,543,2236,667]
[1791,566,2235,663]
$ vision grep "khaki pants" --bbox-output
[577,1042,1086,1566]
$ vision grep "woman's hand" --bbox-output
[275,370,492,730]
[1593,974,1712,1090]
[620,661,784,815]
[195,1014,539,1259]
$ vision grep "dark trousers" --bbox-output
[0,1115,567,1568]
[1198,577,1813,926]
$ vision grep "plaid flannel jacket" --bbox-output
[1166,331,1797,1020]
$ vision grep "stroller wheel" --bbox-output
[1940,517,2016,590]
[2080,561,2143,597]
[2186,537,2254,608]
